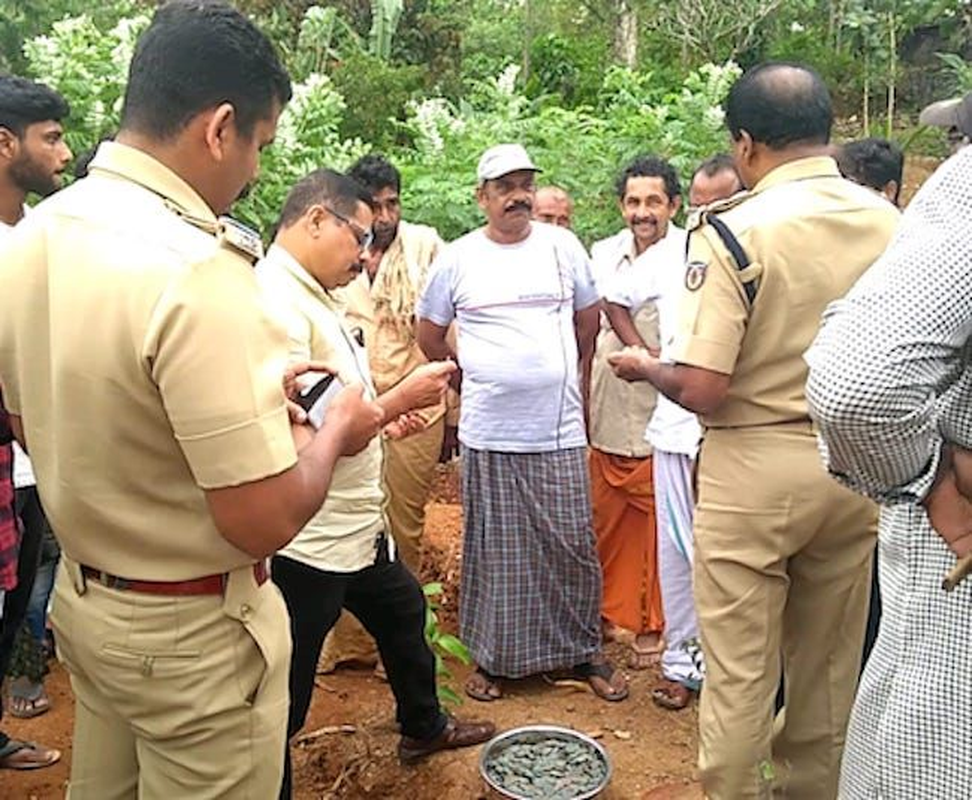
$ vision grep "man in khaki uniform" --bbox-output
[0,3,383,797]
[321,153,448,671]
[609,63,899,799]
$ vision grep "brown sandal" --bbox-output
[651,678,695,710]
[628,643,663,671]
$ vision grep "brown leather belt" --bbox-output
[80,561,269,596]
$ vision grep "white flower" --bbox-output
[497,64,520,96]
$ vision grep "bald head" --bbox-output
[533,186,573,229]
[726,62,832,149]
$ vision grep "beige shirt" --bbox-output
[672,156,900,429]
[340,220,445,424]
[0,142,297,580]
[257,245,386,573]
[588,230,661,457]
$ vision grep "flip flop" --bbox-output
[464,667,502,702]
[628,642,663,671]
[570,657,629,702]
[8,679,51,719]
[0,739,61,770]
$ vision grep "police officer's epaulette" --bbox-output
[163,199,265,265]
[684,190,758,303]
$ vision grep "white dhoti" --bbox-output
[654,449,703,687]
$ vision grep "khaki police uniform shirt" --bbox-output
[671,156,900,429]
[256,245,386,573]
[0,142,297,580]
[340,220,447,426]
[589,230,660,457]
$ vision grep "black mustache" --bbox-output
[632,217,656,225]
[505,200,532,213]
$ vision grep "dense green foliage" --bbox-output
[4,1,971,242]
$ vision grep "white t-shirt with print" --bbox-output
[418,222,598,453]
[603,225,701,458]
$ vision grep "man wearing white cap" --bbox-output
[418,144,628,703]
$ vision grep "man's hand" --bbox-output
[607,346,657,382]
[384,412,427,441]
[322,383,385,456]
[282,360,339,425]
[397,361,458,411]
[923,446,972,557]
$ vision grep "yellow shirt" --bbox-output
[0,142,296,580]
[340,220,446,425]
[672,156,900,429]
[256,244,386,573]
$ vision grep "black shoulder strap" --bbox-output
[706,215,757,305]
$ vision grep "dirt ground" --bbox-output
[0,154,943,800]
[2,465,702,800]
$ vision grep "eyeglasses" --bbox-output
[323,205,374,250]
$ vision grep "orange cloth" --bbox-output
[590,447,664,636]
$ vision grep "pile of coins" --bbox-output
[484,736,608,799]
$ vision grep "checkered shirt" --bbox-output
[0,404,19,591]
[806,147,972,798]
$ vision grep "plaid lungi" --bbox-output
[459,445,601,677]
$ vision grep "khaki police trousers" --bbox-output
[694,424,876,800]
[320,416,445,670]
[51,557,291,799]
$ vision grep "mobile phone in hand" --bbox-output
[296,372,345,429]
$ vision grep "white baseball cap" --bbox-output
[477,144,541,185]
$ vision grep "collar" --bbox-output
[751,155,841,195]
[265,243,338,310]
[88,142,216,222]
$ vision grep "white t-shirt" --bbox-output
[0,213,36,488]
[418,222,598,452]
[603,225,702,458]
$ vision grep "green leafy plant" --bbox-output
[23,12,149,154]
[423,582,471,707]
[937,52,972,95]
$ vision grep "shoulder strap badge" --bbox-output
[163,200,264,264]
[685,261,707,291]
[216,217,264,264]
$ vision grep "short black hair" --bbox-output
[725,62,832,149]
[693,153,740,182]
[120,0,292,141]
[0,75,69,138]
[615,155,681,201]
[836,138,904,204]
[276,168,374,231]
[348,153,401,195]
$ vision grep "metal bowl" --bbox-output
[479,725,613,800]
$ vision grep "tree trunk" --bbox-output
[886,11,896,139]
[612,0,638,68]
[523,0,532,82]
[863,51,870,136]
